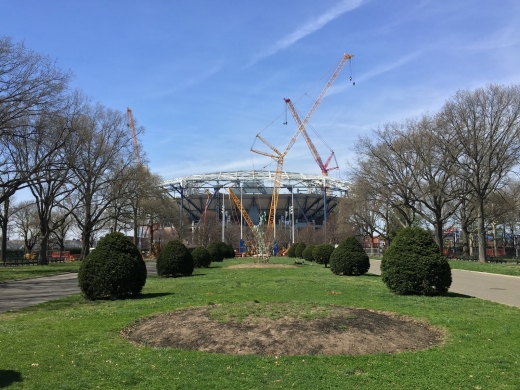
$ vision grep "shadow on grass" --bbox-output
[0,370,22,388]
[444,291,474,299]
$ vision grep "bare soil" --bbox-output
[121,304,444,356]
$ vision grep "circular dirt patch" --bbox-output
[121,303,444,356]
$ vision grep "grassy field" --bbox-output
[0,262,82,282]
[2,256,519,282]
[1,258,519,389]
[448,260,520,277]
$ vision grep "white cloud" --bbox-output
[249,0,369,65]
[356,51,422,84]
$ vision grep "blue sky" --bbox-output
[2,0,520,182]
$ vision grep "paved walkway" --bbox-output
[0,262,157,313]
[1,261,519,312]
[369,259,520,308]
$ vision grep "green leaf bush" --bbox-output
[156,240,194,277]
[302,244,316,262]
[192,246,212,268]
[381,227,452,295]
[286,243,298,258]
[226,244,236,258]
[312,243,335,268]
[206,242,224,262]
[78,232,147,300]
[330,236,370,276]
[295,242,307,259]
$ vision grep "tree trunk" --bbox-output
[38,233,49,265]
[433,221,444,255]
[1,198,9,264]
[461,223,470,258]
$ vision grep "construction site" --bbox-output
[160,53,355,257]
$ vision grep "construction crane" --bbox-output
[250,53,353,227]
[126,107,141,166]
[228,186,255,232]
[228,186,270,260]
[284,99,338,175]
[284,53,353,176]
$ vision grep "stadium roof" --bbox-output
[161,170,350,197]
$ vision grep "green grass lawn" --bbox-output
[0,262,82,282]
[448,260,520,277]
[1,258,519,389]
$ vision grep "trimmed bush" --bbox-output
[217,242,230,259]
[156,240,194,277]
[295,242,307,258]
[207,242,224,262]
[312,243,335,268]
[381,227,452,295]
[192,246,211,268]
[302,244,316,262]
[286,243,298,258]
[226,244,236,258]
[330,236,370,276]
[78,232,147,300]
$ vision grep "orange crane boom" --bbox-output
[228,186,255,232]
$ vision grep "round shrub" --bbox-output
[312,243,335,268]
[286,243,298,258]
[302,244,316,262]
[217,242,230,259]
[156,240,194,276]
[330,236,370,276]
[192,246,211,268]
[78,232,147,300]
[226,244,236,258]
[295,242,307,258]
[207,242,224,262]
[381,227,452,295]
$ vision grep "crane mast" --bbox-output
[126,107,141,166]
[251,53,353,227]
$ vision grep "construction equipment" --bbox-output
[126,107,141,166]
[228,186,270,261]
[284,99,338,175]
[251,53,353,227]
[283,53,353,176]
[228,186,255,232]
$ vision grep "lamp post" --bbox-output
[291,186,295,245]
[240,182,243,241]
[221,192,225,242]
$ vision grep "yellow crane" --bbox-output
[228,186,255,232]
[250,53,353,228]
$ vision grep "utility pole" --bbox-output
[221,192,225,242]
[291,186,295,245]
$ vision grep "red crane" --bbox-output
[284,53,353,176]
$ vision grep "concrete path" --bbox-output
[0,262,157,313]
[370,259,520,309]
[0,273,79,312]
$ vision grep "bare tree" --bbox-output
[11,201,40,252]
[439,84,520,262]
[0,36,71,204]
[67,103,134,257]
